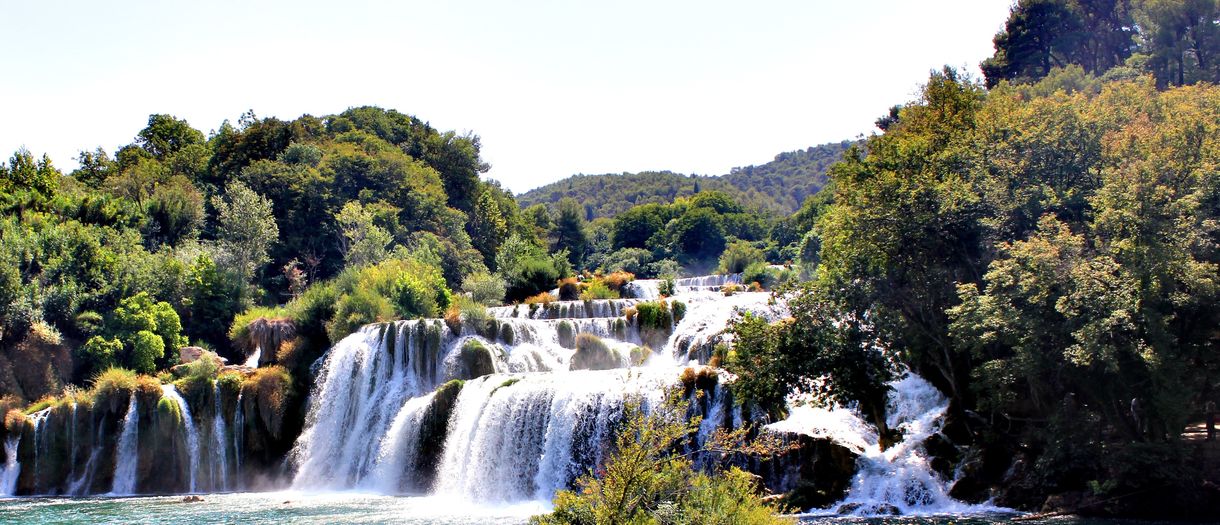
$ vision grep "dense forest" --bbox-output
[516,141,850,218]
[1,0,1219,519]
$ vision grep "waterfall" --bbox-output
[66,415,102,496]
[233,392,243,488]
[0,436,19,496]
[433,369,715,502]
[162,385,201,493]
[110,394,140,495]
[291,321,453,489]
[29,409,49,493]
[366,392,435,493]
[243,346,261,368]
[211,383,230,492]
[769,374,998,516]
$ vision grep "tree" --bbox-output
[612,203,667,250]
[667,207,726,264]
[468,186,509,268]
[212,181,280,283]
[334,201,392,269]
[136,114,205,159]
[552,198,589,267]
[0,148,60,197]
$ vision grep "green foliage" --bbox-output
[461,271,507,306]
[519,142,850,217]
[334,201,393,269]
[717,240,765,274]
[212,180,280,283]
[530,397,791,525]
[658,278,675,298]
[982,0,1220,89]
[579,279,618,300]
[571,334,619,371]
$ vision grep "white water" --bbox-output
[29,409,49,493]
[290,276,769,502]
[243,346,261,368]
[770,374,1002,516]
[211,383,230,491]
[110,394,140,495]
[162,385,201,493]
[0,436,19,496]
[233,392,243,488]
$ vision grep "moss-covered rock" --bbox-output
[413,379,464,490]
[451,340,496,380]
[570,334,620,371]
[556,321,575,349]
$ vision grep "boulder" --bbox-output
[178,346,206,364]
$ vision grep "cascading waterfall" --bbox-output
[769,374,1000,516]
[211,382,230,492]
[162,385,201,493]
[434,369,691,502]
[290,277,766,503]
[291,320,454,489]
[66,415,102,495]
[110,394,140,495]
[0,436,19,496]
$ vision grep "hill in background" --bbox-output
[516,140,851,217]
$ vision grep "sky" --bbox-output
[0,1,1013,194]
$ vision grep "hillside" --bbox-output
[517,140,852,217]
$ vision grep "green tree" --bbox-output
[335,201,393,269]
[0,148,60,197]
[136,114,206,159]
[552,198,589,267]
[212,181,280,283]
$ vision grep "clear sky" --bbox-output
[0,1,1012,194]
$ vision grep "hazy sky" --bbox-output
[0,1,1012,194]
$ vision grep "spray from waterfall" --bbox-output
[0,436,19,496]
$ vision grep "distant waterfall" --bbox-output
[110,394,140,495]
[0,436,19,496]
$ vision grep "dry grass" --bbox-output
[524,292,557,305]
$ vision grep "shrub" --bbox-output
[601,271,634,291]
[79,336,122,376]
[658,278,676,298]
[579,279,618,301]
[557,321,576,349]
[524,292,556,305]
[634,301,673,331]
[327,287,395,343]
[718,240,765,274]
[92,367,139,403]
[571,334,619,371]
[3,409,28,434]
[462,271,507,306]
[557,277,581,301]
[721,283,743,296]
[742,261,775,290]
[241,366,293,440]
[671,301,686,323]
[600,248,652,276]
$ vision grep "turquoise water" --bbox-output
[0,493,1166,524]
[0,493,546,524]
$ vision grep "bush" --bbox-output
[462,271,507,306]
[524,292,556,305]
[718,240,765,274]
[579,279,618,300]
[601,248,653,276]
[557,321,576,349]
[742,261,776,290]
[557,277,581,301]
[327,287,395,343]
[241,366,293,440]
[79,336,122,377]
[634,300,673,331]
[658,278,675,298]
[571,334,619,371]
[601,271,634,291]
